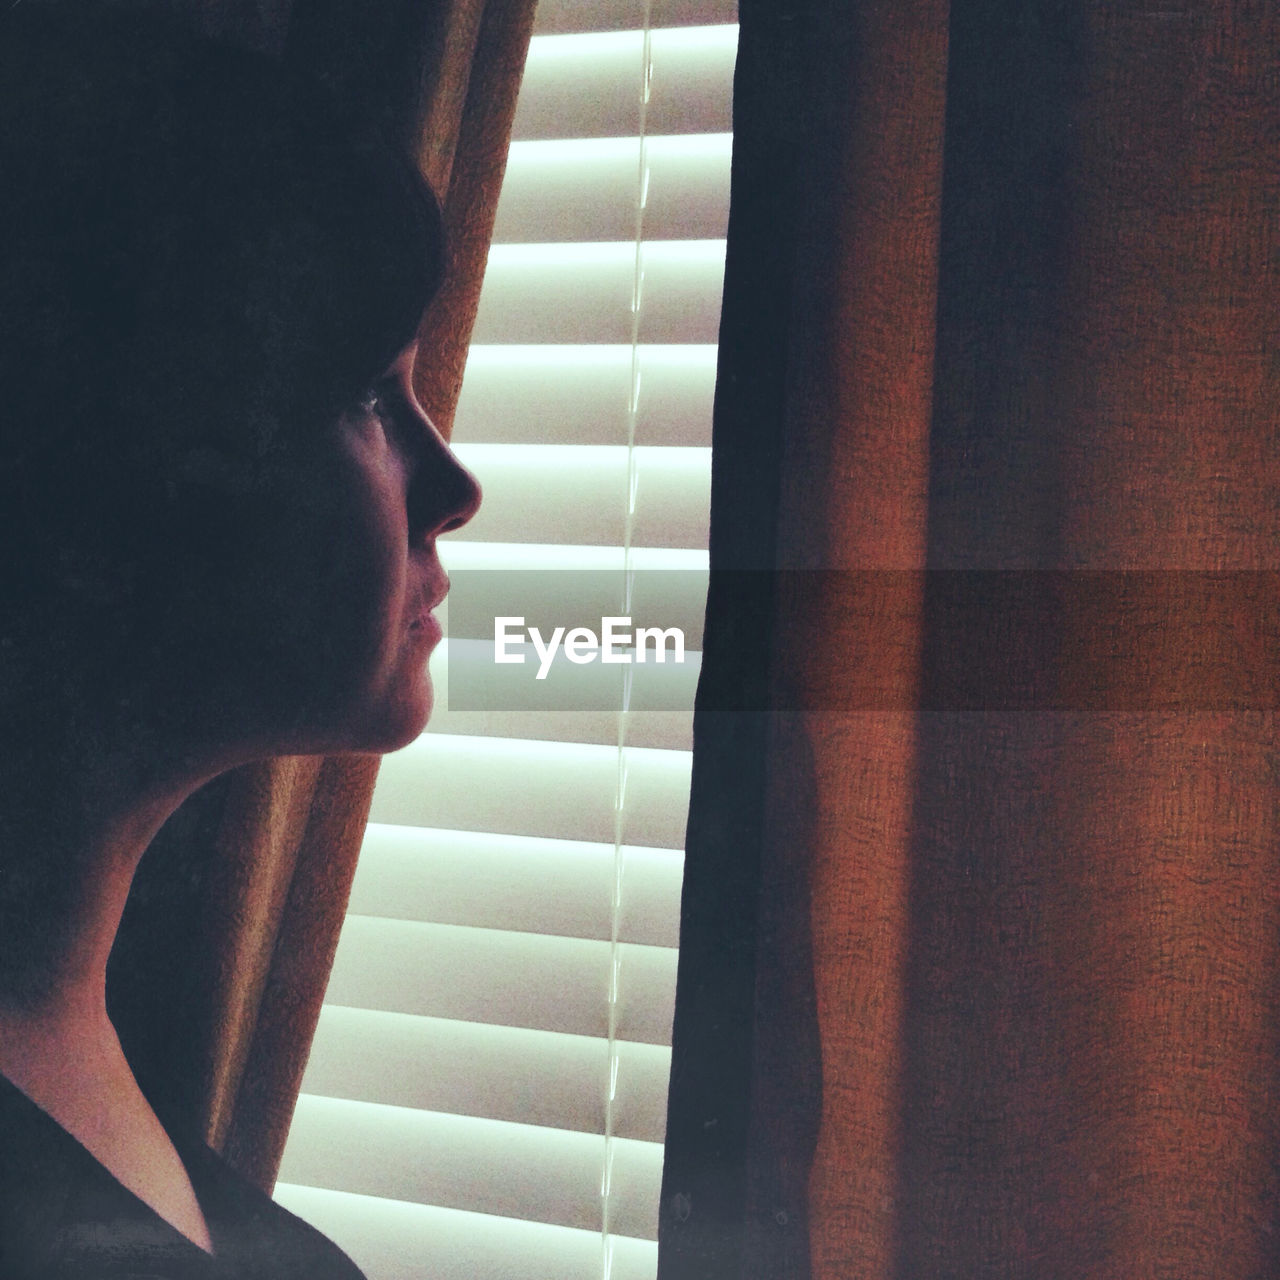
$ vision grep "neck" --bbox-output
[0,702,221,1058]
[0,691,234,1257]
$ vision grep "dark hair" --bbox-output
[0,6,443,623]
[0,7,447,1001]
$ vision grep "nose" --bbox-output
[408,410,482,542]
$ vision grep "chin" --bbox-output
[353,674,436,755]
[375,705,434,755]
[270,637,440,757]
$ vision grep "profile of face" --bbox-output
[59,340,482,782]
[219,343,481,759]
[0,9,482,773]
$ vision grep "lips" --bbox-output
[410,569,450,631]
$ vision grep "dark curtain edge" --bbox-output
[657,1,825,1277]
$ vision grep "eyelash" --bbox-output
[354,387,390,420]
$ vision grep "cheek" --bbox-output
[127,439,427,753]
[203,468,406,692]
[314,469,414,683]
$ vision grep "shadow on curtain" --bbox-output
[661,0,1279,1276]
[107,0,536,1193]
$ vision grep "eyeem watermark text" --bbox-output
[495,615,687,680]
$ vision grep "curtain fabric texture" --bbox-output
[660,1,1279,1278]
[108,0,536,1193]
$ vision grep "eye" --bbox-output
[348,381,420,468]
[348,385,405,443]
[351,386,390,421]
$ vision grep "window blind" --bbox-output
[275,5,737,1278]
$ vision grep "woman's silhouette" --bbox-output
[0,7,478,1274]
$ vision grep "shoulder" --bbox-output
[177,1139,369,1280]
[0,1076,367,1280]
[0,1072,81,1276]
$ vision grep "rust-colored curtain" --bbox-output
[660,1,1279,1277]
[108,0,535,1193]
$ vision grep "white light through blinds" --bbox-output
[274,4,737,1278]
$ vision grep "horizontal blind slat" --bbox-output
[324,917,677,1044]
[302,1006,671,1142]
[453,345,716,448]
[433,640,702,719]
[421,708,692,752]
[438,542,709,572]
[470,241,726,345]
[450,445,710,550]
[511,28,737,140]
[273,1185,659,1280]
[533,0,737,34]
[278,1096,663,1238]
[369,734,692,849]
[493,134,732,244]
[452,444,710,549]
[435,546,709,654]
[351,825,684,947]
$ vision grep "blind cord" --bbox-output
[604,3,654,1275]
